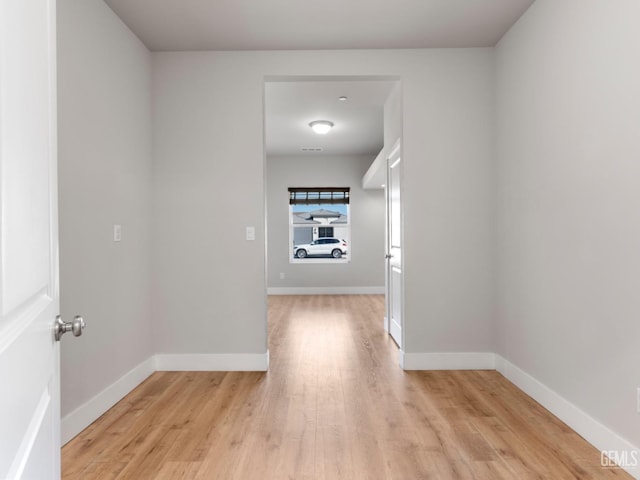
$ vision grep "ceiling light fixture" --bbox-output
[309,120,334,135]
[338,96,347,101]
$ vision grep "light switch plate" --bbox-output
[246,226,255,241]
[113,224,122,242]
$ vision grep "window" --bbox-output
[318,227,334,238]
[289,187,350,263]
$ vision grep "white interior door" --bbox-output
[386,140,403,348]
[0,0,62,478]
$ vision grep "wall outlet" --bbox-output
[279,272,285,280]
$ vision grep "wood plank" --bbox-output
[63,295,633,479]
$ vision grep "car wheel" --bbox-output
[296,249,307,258]
[331,249,342,258]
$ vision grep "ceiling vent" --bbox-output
[300,147,323,153]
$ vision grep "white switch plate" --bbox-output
[113,224,122,242]
[279,272,285,280]
[246,226,255,241]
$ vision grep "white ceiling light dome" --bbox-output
[309,120,334,135]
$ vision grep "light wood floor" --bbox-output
[62,295,631,479]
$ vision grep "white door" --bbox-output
[386,140,403,348]
[0,0,63,478]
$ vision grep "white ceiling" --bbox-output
[103,0,535,52]
[102,0,534,157]
[265,80,394,157]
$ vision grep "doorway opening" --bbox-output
[263,75,404,362]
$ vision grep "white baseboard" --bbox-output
[400,351,496,370]
[400,351,639,478]
[61,351,269,445]
[155,351,269,371]
[61,356,155,445]
[496,355,639,479]
[267,286,385,295]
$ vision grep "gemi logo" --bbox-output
[601,450,639,469]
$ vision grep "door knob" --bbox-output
[385,254,393,259]
[54,315,85,341]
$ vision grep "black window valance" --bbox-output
[288,187,350,205]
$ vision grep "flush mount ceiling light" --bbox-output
[309,120,334,135]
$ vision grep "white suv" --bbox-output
[294,238,347,259]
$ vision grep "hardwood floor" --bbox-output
[62,295,631,479]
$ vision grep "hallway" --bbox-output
[62,295,629,479]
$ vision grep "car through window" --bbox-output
[289,187,350,263]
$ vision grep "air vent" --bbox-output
[300,147,323,153]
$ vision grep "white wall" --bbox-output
[496,0,640,449]
[384,82,402,150]
[267,154,385,292]
[400,51,496,354]
[362,82,402,190]
[151,49,495,357]
[57,0,153,418]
